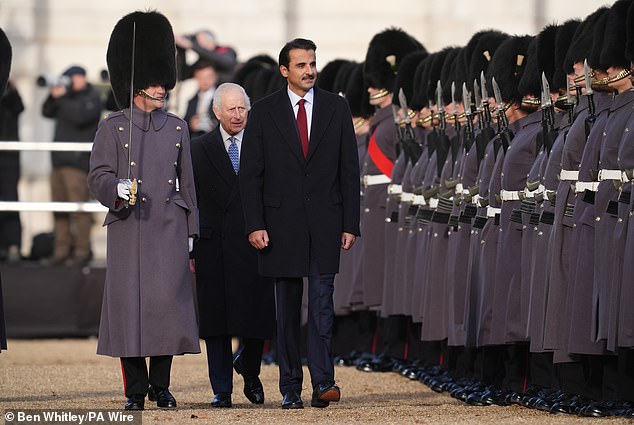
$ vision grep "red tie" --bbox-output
[296,99,309,158]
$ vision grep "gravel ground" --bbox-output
[1,339,632,424]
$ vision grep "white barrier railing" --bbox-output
[0,141,105,212]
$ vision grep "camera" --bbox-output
[36,75,71,88]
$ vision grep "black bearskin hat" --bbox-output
[536,24,559,87]
[333,61,357,95]
[487,35,533,104]
[317,59,350,93]
[363,28,425,91]
[468,31,509,92]
[588,11,609,71]
[410,55,433,110]
[107,10,177,109]
[0,28,11,97]
[427,48,451,104]
[600,0,631,70]
[344,62,373,118]
[553,20,580,90]
[441,47,461,105]
[626,2,634,63]
[391,50,428,107]
[518,37,540,98]
[564,7,609,73]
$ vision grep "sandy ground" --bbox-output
[1,339,632,424]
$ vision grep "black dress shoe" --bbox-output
[281,390,303,409]
[211,393,232,408]
[233,353,265,404]
[311,382,341,408]
[124,396,144,410]
[147,385,177,408]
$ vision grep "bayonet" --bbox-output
[474,79,482,109]
[541,72,551,108]
[398,88,411,126]
[584,59,593,96]
[462,82,475,147]
[436,80,446,132]
[391,104,404,140]
[451,81,460,131]
[492,77,509,130]
[398,88,415,140]
[584,59,596,139]
[480,71,492,126]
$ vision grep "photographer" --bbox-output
[41,65,101,266]
[175,30,237,82]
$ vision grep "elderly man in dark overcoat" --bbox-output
[88,11,200,411]
[190,82,275,408]
[239,38,360,409]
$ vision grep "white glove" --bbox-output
[117,179,132,200]
[188,237,194,253]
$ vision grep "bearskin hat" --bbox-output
[107,10,177,109]
[363,28,425,91]
[410,55,433,110]
[588,11,609,71]
[564,7,609,73]
[518,37,540,98]
[553,20,580,90]
[391,50,428,107]
[626,2,634,63]
[599,0,631,70]
[344,62,372,118]
[0,28,11,98]
[333,61,358,96]
[441,47,461,105]
[487,35,533,104]
[427,48,451,104]
[536,24,560,87]
[468,31,509,93]
[317,59,350,93]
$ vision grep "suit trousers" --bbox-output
[275,252,336,395]
[204,336,264,395]
[120,355,172,398]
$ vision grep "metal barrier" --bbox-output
[0,141,107,212]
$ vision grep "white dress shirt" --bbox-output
[287,87,314,139]
[219,126,243,156]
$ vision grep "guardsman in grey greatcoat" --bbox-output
[88,11,200,410]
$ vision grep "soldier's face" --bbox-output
[280,48,316,97]
[214,88,248,135]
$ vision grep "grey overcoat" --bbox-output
[88,106,200,358]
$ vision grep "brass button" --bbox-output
[618,218,623,223]
[124,143,129,148]
[175,143,181,149]
[118,126,124,132]
[168,179,174,185]
[141,197,147,203]
[130,161,136,167]
[364,208,370,213]
[595,216,600,222]
[173,161,178,167]
[137,179,142,184]
[166,197,170,202]
[176,126,182,131]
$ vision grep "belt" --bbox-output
[428,198,439,209]
[575,181,599,193]
[522,184,545,199]
[559,170,579,181]
[400,192,415,202]
[486,206,501,217]
[363,174,391,187]
[500,189,522,201]
[387,184,402,195]
[598,169,622,181]
[412,195,426,205]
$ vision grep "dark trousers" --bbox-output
[204,336,264,395]
[275,254,335,395]
[120,356,172,398]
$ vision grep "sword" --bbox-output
[127,21,138,206]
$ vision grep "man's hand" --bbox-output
[189,258,196,274]
[341,232,356,250]
[248,230,269,250]
[50,85,67,98]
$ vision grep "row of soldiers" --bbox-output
[312,1,634,418]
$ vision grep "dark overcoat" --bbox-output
[88,106,200,357]
[240,86,360,277]
[191,127,275,339]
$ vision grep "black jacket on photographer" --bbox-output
[42,83,102,172]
